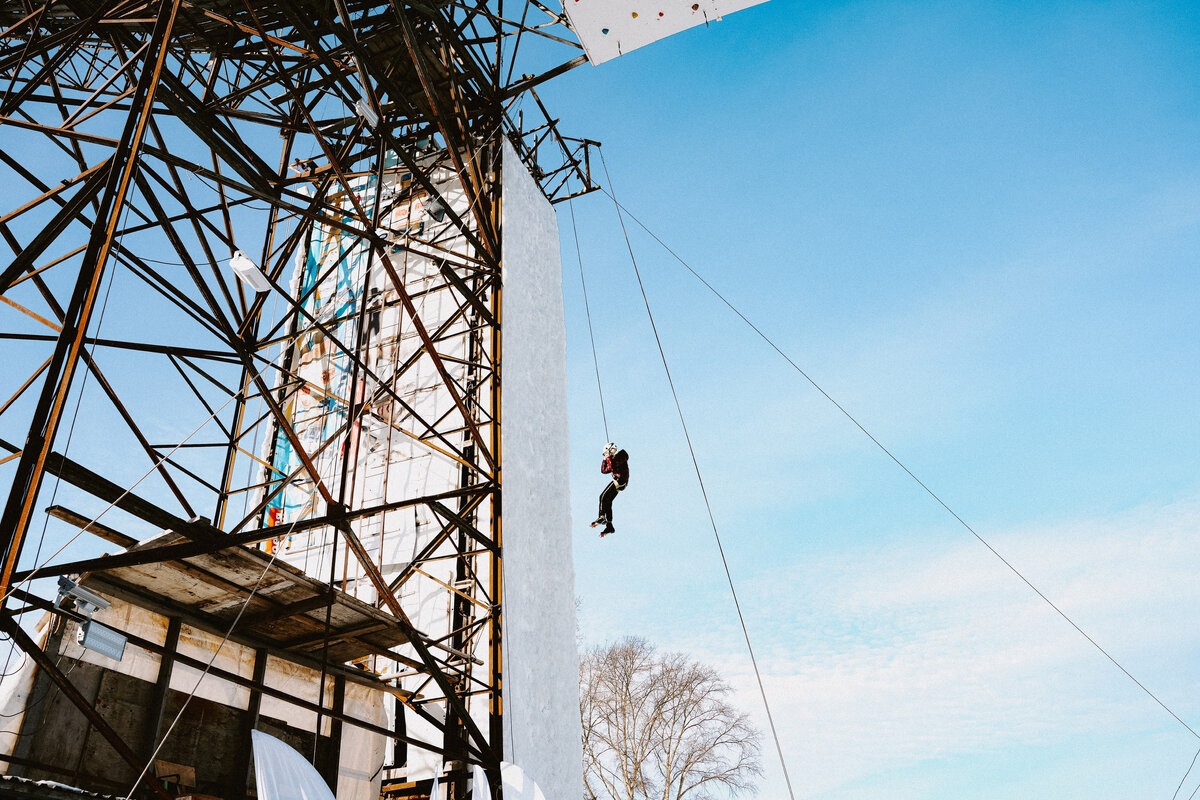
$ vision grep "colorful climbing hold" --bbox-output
[692,2,699,8]
[601,27,609,34]
[631,11,638,18]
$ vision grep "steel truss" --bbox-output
[0,0,596,797]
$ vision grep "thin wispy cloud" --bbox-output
[682,498,1200,797]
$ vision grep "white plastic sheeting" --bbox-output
[255,153,487,783]
[499,141,583,800]
[252,730,335,800]
[499,761,548,800]
[0,614,49,767]
[259,156,471,588]
[472,763,490,799]
[563,0,769,64]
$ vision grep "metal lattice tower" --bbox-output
[0,0,596,796]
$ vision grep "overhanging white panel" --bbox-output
[563,0,769,64]
[500,140,583,800]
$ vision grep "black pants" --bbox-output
[598,480,625,523]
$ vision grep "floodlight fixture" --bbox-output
[76,620,127,661]
[56,576,110,616]
[230,250,271,293]
[355,98,379,129]
[427,197,447,222]
[56,577,126,661]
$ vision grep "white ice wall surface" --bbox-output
[500,141,583,800]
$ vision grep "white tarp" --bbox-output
[0,614,50,767]
[500,762,548,800]
[472,763,490,799]
[252,730,335,800]
[563,0,769,64]
[255,155,487,783]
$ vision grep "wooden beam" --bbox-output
[45,505,137,548]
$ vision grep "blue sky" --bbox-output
[1,2,1198,797]
[547,2,1200,798]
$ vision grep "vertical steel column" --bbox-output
[232,647,268,800]
[141,616,182,765]
[318,675,346,791]
[0,0,183,596]
[487,131,504,797]
[488,22,506,792]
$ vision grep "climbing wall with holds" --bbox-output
[563,0,769,64]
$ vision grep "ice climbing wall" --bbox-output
[499,140,583,800]
[563,0,770,64]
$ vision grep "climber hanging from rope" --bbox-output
[591,442,629,537]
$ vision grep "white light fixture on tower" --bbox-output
[355,98,379,129]
[77,620,127,661]
[55,577,126,661]
[230,250,271,293]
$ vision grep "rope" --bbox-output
[597,187,1200,743]
[598,151,798,800]
[568,197,609,442]
[1175,748,1200,800]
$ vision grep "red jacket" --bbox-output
[601,449,629,485]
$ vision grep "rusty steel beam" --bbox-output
[8,481,492,583]
[0,2,598,792]
[392,2,497,258]
[0,0,184,597]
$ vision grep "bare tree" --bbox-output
[580,637,762,800]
